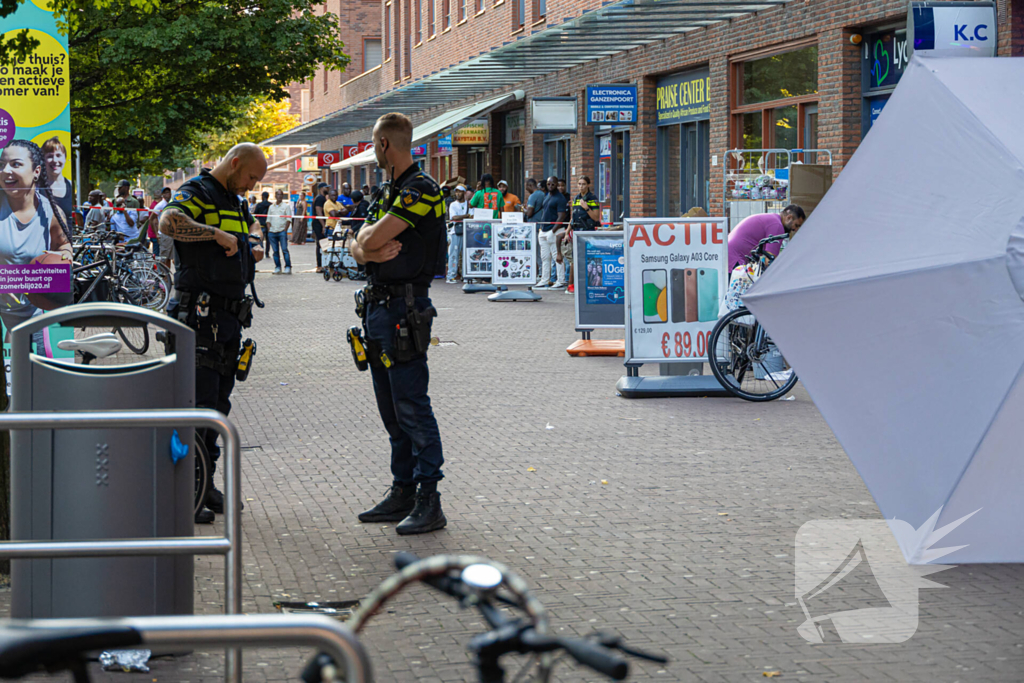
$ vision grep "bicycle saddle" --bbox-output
[58,333,122,359]
[0,623,141,677]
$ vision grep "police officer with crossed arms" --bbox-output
[349,113,448,535]
[160,143,267,524]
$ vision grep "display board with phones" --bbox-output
[623,218,728,363]
[463,220,496,279]
[574,231,625,329]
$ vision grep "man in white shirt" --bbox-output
[266,189,294,274]
[446,185,471,283]
[110,179,140,241]
[148,187,174,264]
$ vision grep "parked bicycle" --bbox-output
[303,552,667,682]
[708,233,798,401]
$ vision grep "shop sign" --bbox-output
[357,141,374,154]
[411,145,427,156]
[655,68,711,126]
[342,145,359,159]
[870,95,891,125]
[300,156,319,171]
[864,29,908,91]
[317,150,341,167]
[505,111,525,144]
[454,120,489,146]
[908,1,996,59]
[532,97,577,133]
[437,134,453,155]
[585,85,637,125]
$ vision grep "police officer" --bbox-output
[159,143,267,524]
[349,112,447,535]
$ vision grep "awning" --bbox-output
[264,0,788,147]
[330,91,523,170]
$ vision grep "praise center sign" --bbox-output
[624,218,727,363]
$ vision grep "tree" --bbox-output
[2,0,348,180]
[200,96,300,163]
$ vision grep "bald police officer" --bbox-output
[350,113,447,535]
[160,143,267,524]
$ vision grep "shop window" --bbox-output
[741,45,818,105]
[731,43,819,153]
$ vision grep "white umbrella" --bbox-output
[744,56,1024,564]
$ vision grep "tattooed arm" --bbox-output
[160,207,239,256]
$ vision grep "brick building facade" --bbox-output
[272,0,1023,221]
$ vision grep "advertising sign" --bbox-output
[411,145,427,156]
[0,0,75,384]
[505,111,525,144]
[623,218,727,363]
[317,150,341,167]
[586,85,637,125]
[908,1,996,59]
[656,68,711,125]
[863,29,908,91]
[437,134,453,155]
[492,222,535,285]
[453,120,489,146]
[574,231,625,329]
[357,141,374,154]
[463,220,495,279]
[342,145,359,159]
[300,155,319,171]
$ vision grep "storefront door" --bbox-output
[501,146,524,200]
[611,130,629,223]
[543,136,571,184]
[467,148,488,188]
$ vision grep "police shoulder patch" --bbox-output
[400,187,421,207]
[172,189,192,202]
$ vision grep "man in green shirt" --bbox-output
[468,173,502,218]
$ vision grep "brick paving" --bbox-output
[6,242,1024,682]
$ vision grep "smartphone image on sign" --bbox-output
[697,268,719,322]
[684,269,698,323]
[642,269,668,323]
[670,269,687,323]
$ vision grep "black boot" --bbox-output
[195,507,215,524]
[358,483,417,523]
[206,487,244,514]
[396,484,447,535]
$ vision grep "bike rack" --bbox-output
[4,613,374,682]
[0,409,245,683]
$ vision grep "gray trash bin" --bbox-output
[9,303,195,619]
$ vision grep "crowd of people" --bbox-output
[441,173,600,291]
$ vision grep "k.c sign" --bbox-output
[908,1,997,59]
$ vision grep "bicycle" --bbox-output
[303,552,668,682]
[72,229,153,353]
[707,233,798,402]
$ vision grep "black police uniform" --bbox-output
[356,163,448,534]
[165,170,257,517]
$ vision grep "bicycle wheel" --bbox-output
[120,262,171,310]
[195,436,211,516]
[708,307,798,402]
[112,288,151,354]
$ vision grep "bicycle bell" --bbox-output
[460,563,503,592]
